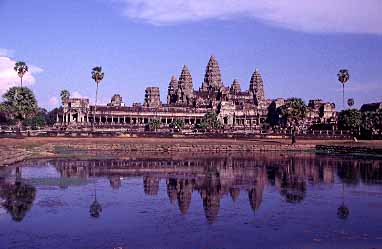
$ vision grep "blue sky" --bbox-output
[0,0,381,110]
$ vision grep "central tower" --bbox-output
[201,55,224,92]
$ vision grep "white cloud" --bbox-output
[0,54,43,95]
[48,96,59,106]
[69,91,109,105]
[115,0,382,34]
[71,91,88,99]
[0,48,14,57]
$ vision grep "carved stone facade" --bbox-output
[107,94,124,107]
[306,99,337,124]
[201,55,224,92]
[144,87,161,108]
[57,55,336,131]
[249,69,265,106]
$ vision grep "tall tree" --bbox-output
[278,98,307,127]
[361,109,382,139]
[2,87,38,134]
[91,66,104,127]
[60,90,70,105]
[266,101,279,127]
[337,69,350,109]
[13,61,29,87]
[338,109,361,132]
[198,111,222,130]
[46,107,62,126]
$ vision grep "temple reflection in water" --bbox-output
[1,153,382,224]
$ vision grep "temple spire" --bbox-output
[201,55,223,92]
[230,79,241,93]
[249,69,265,105]
[176,65,193,105]
[167,75,178,104]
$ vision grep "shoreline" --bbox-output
[0,137,381,167]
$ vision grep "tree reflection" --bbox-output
[337,183,349,220]
[337,161,360,185]
[0,167,36,222]
[278,158,306,203]
[89,183,102,218]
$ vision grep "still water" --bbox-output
[0,152,382,249]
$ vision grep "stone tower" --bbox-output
[167,75,178,104]
[108,94,124,107]
[144,87,161,108]
[201,55,223,92]
[230,79,241,94]
[177,65,193,105]
[249,69,265,105]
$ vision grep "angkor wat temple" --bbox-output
[57,55,336,132]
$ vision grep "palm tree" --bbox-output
[91,66,104,127]
[89,182,102,218]
[347,98,354,108]
[337,69,350,109]
[60,90,70,105]
[14,61,29,87]
[337,182,349,220]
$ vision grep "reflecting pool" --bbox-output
[1,152,382,249]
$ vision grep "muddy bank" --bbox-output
[0,137,380,167]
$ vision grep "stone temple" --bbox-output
[58,55,336,131]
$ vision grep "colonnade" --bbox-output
[57,112,267,128]
[58,112,205,126]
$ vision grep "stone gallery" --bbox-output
[57,56,336,131]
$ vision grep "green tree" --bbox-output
[197,111,222,129]
[46,107,62,126]
[337,69,350,109]
[266,101,279,127]
[338,109,361,131]
[170,119,185,130]
[91,66,104,126]
[0,103,12,125]
[2,87,38,134]
[361,109,382,138]
[23,108,47,129]
[148,119,161,131]
[14,61,29,87]
[278,98,307,127]
[0,181,36,222]
[60,90,70,105]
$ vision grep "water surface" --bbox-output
[0,152,382,249]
